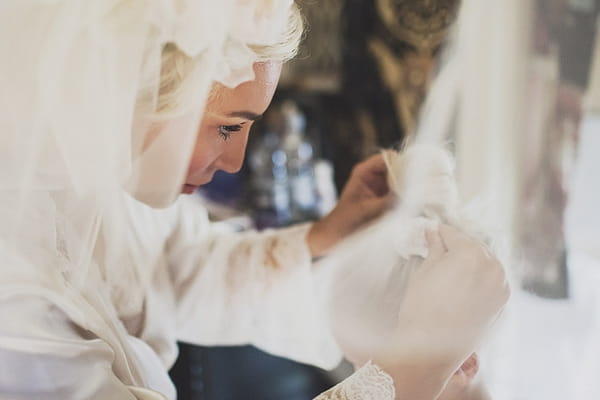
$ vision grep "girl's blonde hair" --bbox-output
[155,3,304,114]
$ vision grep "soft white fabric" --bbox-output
[0,194,344,399]
[0,1,299,314]
[0,193,396,400]
[0,296,170,400]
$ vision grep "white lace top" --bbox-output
[0,194,394,399]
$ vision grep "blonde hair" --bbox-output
[155,3,304,115]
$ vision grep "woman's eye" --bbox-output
[218,125,242,141]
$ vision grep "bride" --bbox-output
[0,1,508,399]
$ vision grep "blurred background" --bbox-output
[169,0,600,398]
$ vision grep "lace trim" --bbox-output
[314,362,395,400]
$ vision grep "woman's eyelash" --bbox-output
[218,124,242,141]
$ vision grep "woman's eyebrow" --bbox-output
[226,111,263,121]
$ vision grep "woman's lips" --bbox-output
[182,173,215,194]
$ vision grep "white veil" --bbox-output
[323,0,528,363]
[0,0,297,319]
[325,0,600,398]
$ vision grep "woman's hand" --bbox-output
[307,153,394,258]
[379,225,510,399]
[393,225,509,355]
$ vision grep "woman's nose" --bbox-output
[214,133,249,174]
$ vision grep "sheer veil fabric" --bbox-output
[0,0,296,395]
[0,0,293,303]
[324,145,475,364]
[0,0,543,398]
[320,0,530,396]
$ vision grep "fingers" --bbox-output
[457,353,479,381]
[439,224,495,261]
[438,224,476,253]
[354,154,392,197]
[362,192,395,219]
[425,229,446,260]
[355,153,389,177]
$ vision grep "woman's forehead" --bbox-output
[207,62,282,115]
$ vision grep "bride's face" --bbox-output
[182,61,282,194]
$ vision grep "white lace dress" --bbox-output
[0,195,394,399]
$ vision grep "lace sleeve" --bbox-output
[314,362,396,400]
